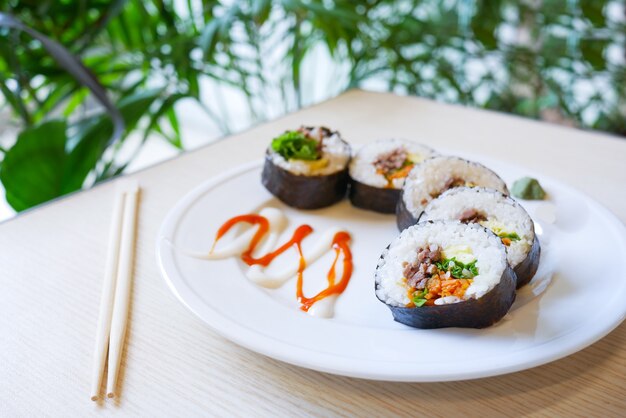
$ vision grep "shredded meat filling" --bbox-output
[374,148,408,175]
[443,177,466,190]
[429,177,467,199]
[458,208,487,223]
[403,245,442,288]
[297,126,314,136]
[298,125,332,151]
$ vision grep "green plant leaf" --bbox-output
[0,73,32,125]
[471,0,500,50]
[165,107,183,149]
[198,19,220,54]
[198,5,238,57]
[61,89,161,193]
[580,0,605,27]
[542,34,568,66]
[580,38,609,71]
[0,120,67,211]
[252,0,272,25]
[142,92,187,150]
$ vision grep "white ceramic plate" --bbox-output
[157,152,626,382]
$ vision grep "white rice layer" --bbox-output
[349,139,438,189]
[422,187,534,267]
[270,127,351,175]
[375,221,507,307]
[403,156,508,217]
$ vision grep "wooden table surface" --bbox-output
[2,90,625,417]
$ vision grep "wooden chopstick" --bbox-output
[90,181,140,401]
[106,183,139,398]
[90,189,125,401]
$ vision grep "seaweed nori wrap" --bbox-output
[348,139,437,214]
[514,235,540,288]
[261,156,349,209]
[396,189,419,231]
[375,220,516,329]
[349,182,399,213]
[261,126,351,209]
[377,271,516,329]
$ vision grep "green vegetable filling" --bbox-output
[435,258,478,279]
[511,177,546,200]
[497,231,521,241]
[412,288,428,307]
[395,159,413,171]
[271,131,320,161]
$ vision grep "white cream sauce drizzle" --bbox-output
[181,207,346,318]
[307,295,338,318]
[247,226,343,289]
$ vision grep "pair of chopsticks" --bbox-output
[90,180,140,401]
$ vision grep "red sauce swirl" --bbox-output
[211,214,353,312]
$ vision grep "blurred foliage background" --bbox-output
[0,0,624,212]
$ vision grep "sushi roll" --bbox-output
[420,187,540,288]
[261,126,351,209]
[348,139,438,213]
[375,220,516,329]
[397,156,508,230]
